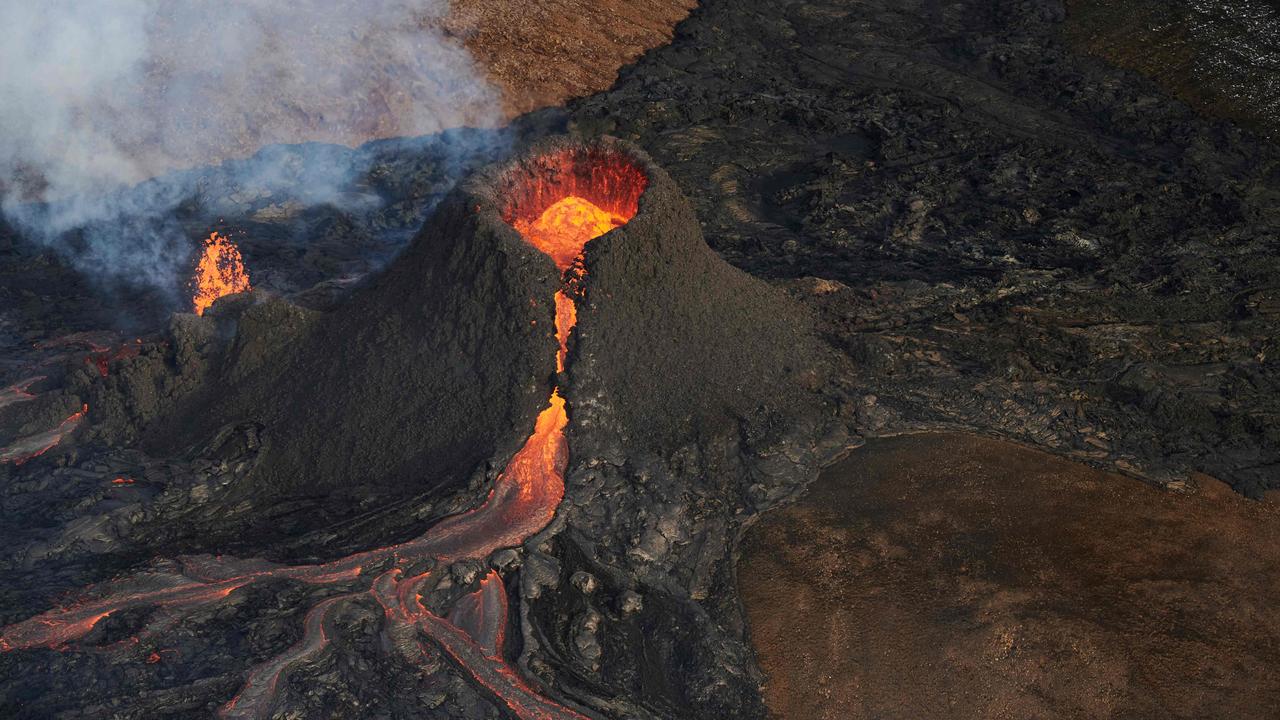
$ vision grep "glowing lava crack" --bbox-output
[0,159,646,718]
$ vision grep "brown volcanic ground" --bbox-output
[446,0,697,118]
[52,0,694,178]
[739,433,1280,720]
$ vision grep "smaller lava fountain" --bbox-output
[191,231,252,316]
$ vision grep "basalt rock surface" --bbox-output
[2,0,1279,717]
[564,0,1280,498]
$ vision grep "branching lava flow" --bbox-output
[1,149,649,719]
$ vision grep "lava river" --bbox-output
[0,190,634,719]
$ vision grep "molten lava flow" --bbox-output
[554,292,577,372]
[0,336,142,465]
[191,231,251,316]
[3,154,641,719]
[514,196,628,271]
[220,593,358,720]
[448,571,507,656]
[0,404,87,465]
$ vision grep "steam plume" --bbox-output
[0,0,502,298]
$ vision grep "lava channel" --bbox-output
[1,154,644,719]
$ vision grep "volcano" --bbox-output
[0,137,844,718]
[5,0,1280,717]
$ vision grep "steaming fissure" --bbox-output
[0,152,649,719]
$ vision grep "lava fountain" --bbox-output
[1,142,650,719]
[191,231,252,316]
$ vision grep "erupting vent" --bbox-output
[503,145,647,373]
[1,141,657,720]
[192,231,252,316]
[501,146,648,271]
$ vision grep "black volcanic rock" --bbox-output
[123,136,842,586]
[563,0,1280,498]
[139,175,561,553]
[4,0,1280,717]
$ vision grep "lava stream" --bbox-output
[219,593,358,719]
[1,335,143,465]
[2,176,635,718]
[0,392,567,651]
[448,570,508,656]
[419,607,590,720]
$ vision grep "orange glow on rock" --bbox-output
[502,146,647,272]
[553,291,576,372]
[514,196,627,271]
[0,403,87,465]
[191,232,251,316]
[3,149,645,720]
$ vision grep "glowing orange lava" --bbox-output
[0,403,87,465]
[553,291,576,372]
[514,196,627,271]
[501,146,647,273]
[191,232,251,316]
[2,151,646,720]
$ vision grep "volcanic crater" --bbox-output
[3,0,1280,718]
[0,137,843,719]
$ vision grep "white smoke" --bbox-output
[0,0,502,295]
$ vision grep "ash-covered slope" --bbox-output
[570,146,831,457]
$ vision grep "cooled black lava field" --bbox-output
[1,1,1277,718]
